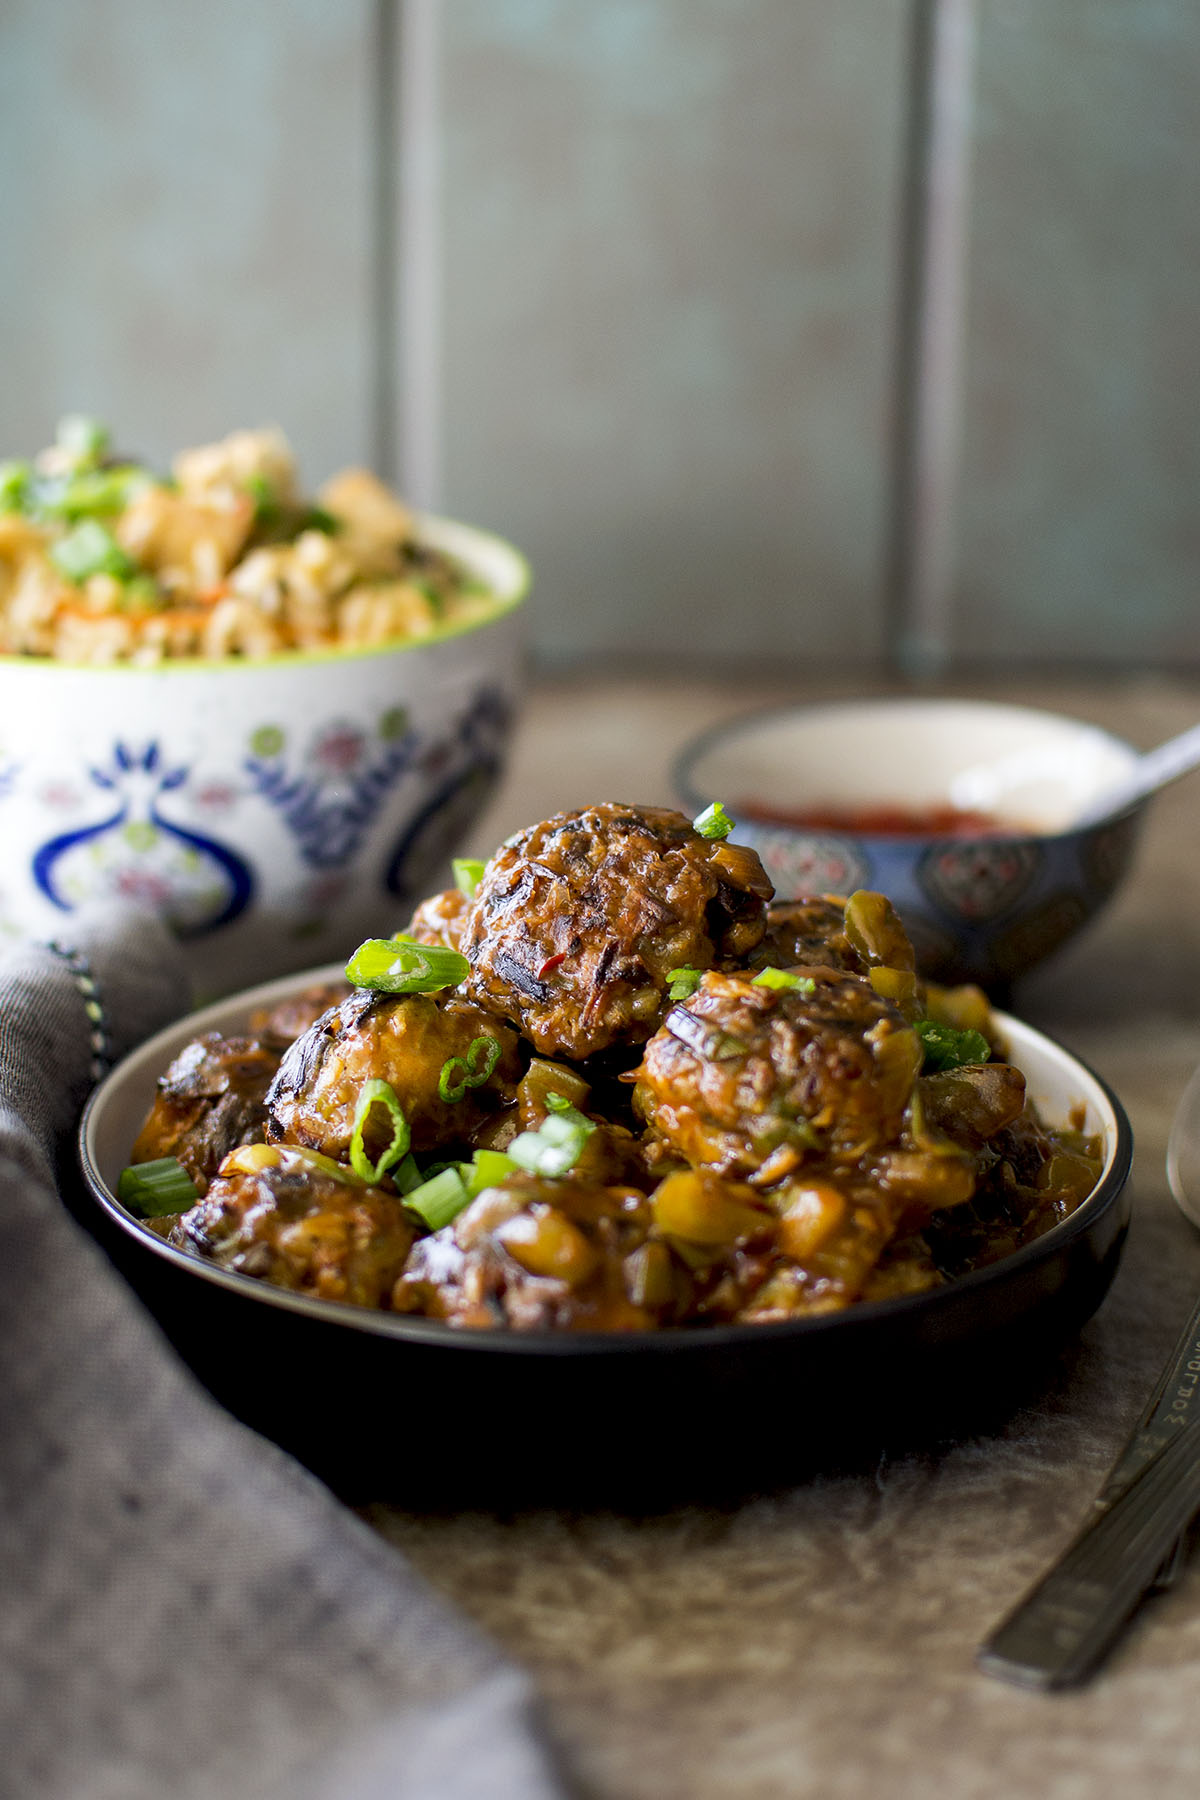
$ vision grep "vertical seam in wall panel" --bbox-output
[885,0,978,678]
[372,0,399,484]
[396,0,442,511]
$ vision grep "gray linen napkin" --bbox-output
[0,907,568,1800]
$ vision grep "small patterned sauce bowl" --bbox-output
[675,697,1147,992]
[0,515,529,998]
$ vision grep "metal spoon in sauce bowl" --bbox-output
[1071,720,1200,829]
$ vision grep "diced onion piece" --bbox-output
[495,1208,599,1285]
[651,1169,772,1246]
[777,1183,848,1259]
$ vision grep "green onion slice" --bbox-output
[467,1148,520,1195]
[56,413,110,466]
[391,1151,424,1195]
[401,1148,522,1232]
[51,465,153,521]
[117,1157,199,1218]
[508,1105,596,1179]
[404,1164,472,1231]
[244,471,280,525]
[50,518,139,584]
[298,503,339,536]
[666,966,703,1003]
[345,935,470,994]
[452,856,487,899]
[915,1020,992,1071]
[751,967,817,994]
[0,460,32,512]
[692,801,735,840]
[349,1079,412,1183]
[437,1034,502,1103]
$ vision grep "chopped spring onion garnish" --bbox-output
[117,1157,199,1218]
[467,1148,520,1194]
[453,856,487,898]
[438,1033,502,1103]
[50,519,139,584]
[0,460,31,512]
[751,967,817,994]
[56,414,109,465]
[244,471,282,527]
[349,1079,412,1183]
[345,935,470,994]
[692,801,735,840]
[44,465,152,521]
[403,1165,472,1230]
[915,1020,992,1071]
[391,1151,424,1195]
[508,1102,596,1178]
[666,967,703,1002]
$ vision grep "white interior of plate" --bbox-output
[681,700,1140,834]
[81,972,1123,1308]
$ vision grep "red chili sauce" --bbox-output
[739,799,1017,838]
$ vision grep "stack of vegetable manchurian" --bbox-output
[126,802,1102,1330]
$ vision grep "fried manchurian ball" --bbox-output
[748,897,869,976]
[633,965,924,1183]
[171,1145,416,1308]
[129,983,357,1194]
[130,1032,283,1195]
[748,891,919,1016]
[265,986,523,1160]
[247,981,352,1049]
[458,802,774,1060]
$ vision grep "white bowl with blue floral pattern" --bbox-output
[0,514,529,998]
[676,697,1147,993]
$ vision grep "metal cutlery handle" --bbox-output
[978,1423,1200,1688]
[1098,1292,1200,1505]
[978,1291,1200,1686]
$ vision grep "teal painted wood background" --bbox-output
[1,0,1197,670]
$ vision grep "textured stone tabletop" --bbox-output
[369,672,1200,1800]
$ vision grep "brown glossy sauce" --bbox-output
[739,800,1019,838]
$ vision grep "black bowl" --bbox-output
[78,970,1133,1507]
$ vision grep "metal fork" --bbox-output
[977,1287,1200,1688]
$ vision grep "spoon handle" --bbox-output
[1075,721,1200,827]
